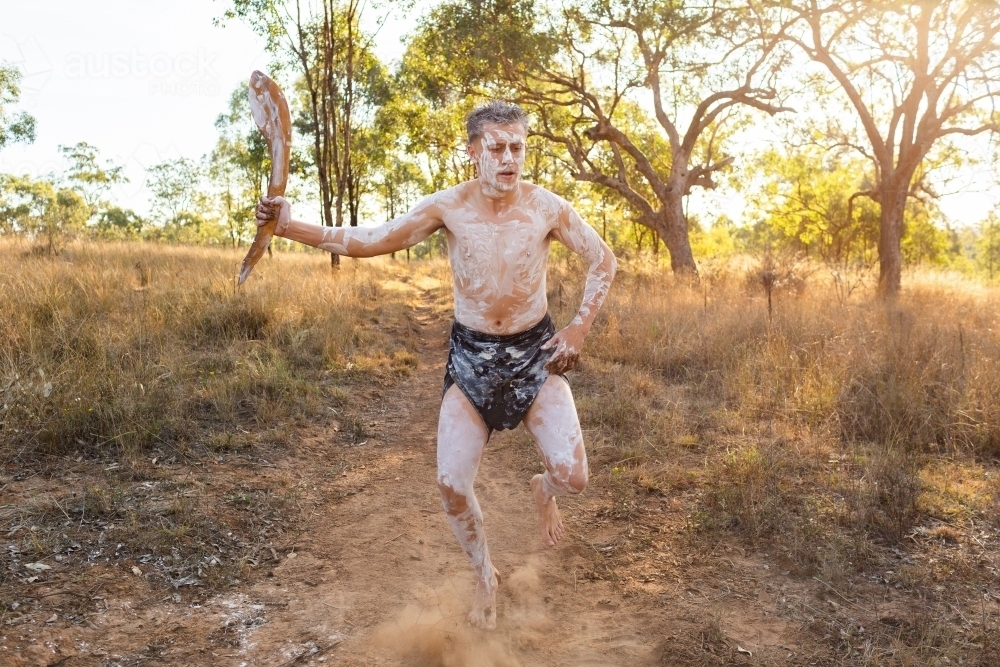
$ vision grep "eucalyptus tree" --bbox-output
[221,0,393,265]
[528,1,794,277]
[760,0,1000,297]
[58,141,128,215]
[0,175,89,254]
[146,158,201,224]
[146,157,227,244]
[413,0,792,277]
[366,88,430,223]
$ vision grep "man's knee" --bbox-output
[566,466,588,494]
[550,465,587,495]
[437,474,470,514]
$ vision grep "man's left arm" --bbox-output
[543,202,617,374]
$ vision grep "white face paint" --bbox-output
[472,126,526,198]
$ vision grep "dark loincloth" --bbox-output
[443,314,565,433]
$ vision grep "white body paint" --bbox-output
[261,122,617,630]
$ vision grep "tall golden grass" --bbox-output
[546,256,1000,555]
[555,259,1000,456]
[0,239,430,462]
[542,260,1000,667]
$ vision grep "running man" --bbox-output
[255,101,616,629]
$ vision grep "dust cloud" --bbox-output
[374,562,556,667]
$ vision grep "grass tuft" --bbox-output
[194,295,270,341]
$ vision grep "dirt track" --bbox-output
[198,295,673,666]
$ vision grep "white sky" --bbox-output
[0,0,996,227]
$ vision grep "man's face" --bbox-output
[468,122,526,194]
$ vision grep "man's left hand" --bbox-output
[542,326,586,374]
[256,196,291,235]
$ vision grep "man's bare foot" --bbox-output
[468,567,499,630]
[531,473,564,547]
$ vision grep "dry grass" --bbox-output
[545,256,1000,665]
[566,261,1000,456]
[549,257,1000,519]
[0,238,432,464]
[557,260,999,465]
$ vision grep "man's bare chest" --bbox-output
[445,216,551,264]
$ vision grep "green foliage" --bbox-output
[0,174,90,254]
[147,158,204,224]
[380,87,474,191]
[55,142,145,242]
[145,158,232,244]
[739,146,957,271]
[375,159,427,222]
[976,215,1000,280]
[900,203,951,267]
[94,206,146,241]
[208,85,270,247]
[0,64,35,151]
[405,0,555,101]
[156,211,227,244]
[690,216,738,260]
[58,141,128,212]
[0,142,147,246]
[743,148,880,265]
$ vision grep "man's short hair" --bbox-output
[466,101,529,143]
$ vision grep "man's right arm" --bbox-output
[257,194,443,257]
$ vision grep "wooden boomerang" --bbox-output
[238,71,292,286]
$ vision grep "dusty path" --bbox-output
[220,294,661,666]
[5,291,670,666]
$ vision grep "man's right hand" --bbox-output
[256,196,291,235]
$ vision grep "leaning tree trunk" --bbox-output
[876,181,908,299]
[657,197,699,280]
[330,190,344,268]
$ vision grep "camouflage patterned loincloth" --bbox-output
[443,314,564,433]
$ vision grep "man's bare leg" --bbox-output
[437,384,499,629]
[523,375,588,547]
